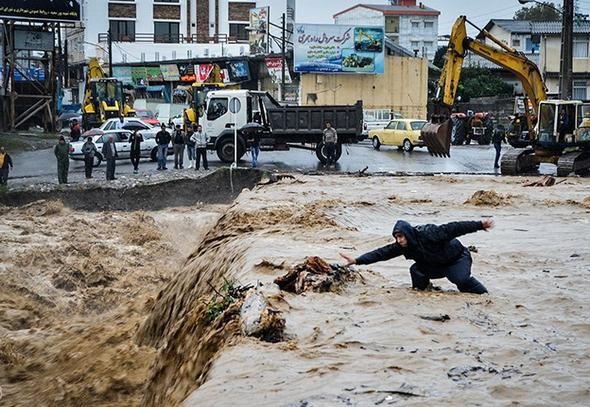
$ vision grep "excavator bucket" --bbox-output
[420,119,452,157]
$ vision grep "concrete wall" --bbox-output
[300,56,428,119]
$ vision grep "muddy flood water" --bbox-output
[1,171,589,406]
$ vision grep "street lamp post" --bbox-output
[517,0,573,99]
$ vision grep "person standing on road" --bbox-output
[101,135,118,180]
[81,136,98,179]
[339,219,494,295]
[70,118,81,142]
[172,124,185,169]
[129,130,144,174]
[191,124,209,171]
[185,124,196,169]
[0,146,14,185]
[155,124,171,170]
[492,124,506,169]
[323,121,338,165]
[54,136,70,184]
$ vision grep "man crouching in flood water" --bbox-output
[339,219,495,294]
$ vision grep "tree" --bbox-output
[514,2,561,21]
[456,67,514,101]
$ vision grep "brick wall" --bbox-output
[108,3,136,18]
[153,4,181,19]
[228,2,255,21]
[196,0,209,42]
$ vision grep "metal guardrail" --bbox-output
[97,32,246,44]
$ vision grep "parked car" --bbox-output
[98,117,160,139]
[135,109,160,126]
[68,129,159,166]
[369,119,428,152]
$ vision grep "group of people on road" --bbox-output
[156,122,210,171]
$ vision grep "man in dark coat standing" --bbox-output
[101,135,118,180]
[492,124,506,169]
[81,136,98,179]
[340,219,494,294]
[54,136,70,184]
[0,146,14,185]
[155,124,171,170]
[129,130,143,174]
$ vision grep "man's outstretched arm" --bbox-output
[424,218,495,241]
[340,243,403,266]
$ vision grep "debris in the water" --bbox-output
[419,314,451,322]
[240,285,285,342]
[274,256,358,294]
[522,176,556,187]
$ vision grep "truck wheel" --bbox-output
[150,147,158,162]
[372,136,381,150]
[315,143,342,163]
[93,153,103,167]
[216,138,245,163]
[402,139,414,152]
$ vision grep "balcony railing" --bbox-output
[98,32,246,44]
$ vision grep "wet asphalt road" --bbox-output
[8,141,554,186]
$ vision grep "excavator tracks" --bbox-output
[556,151,590,177]
[500,148,536,175]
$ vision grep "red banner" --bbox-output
[195,64,214,83]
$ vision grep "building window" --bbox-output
[424,21,434,29]
[229,23,248,41]
[154,0,179,2]
[573,38,589,58]
[109,20,135,41]
[573,81,587,100]
[411,41,420,48]
[154,22,180,43]
[411,21,420,29]
[511,36,521,47]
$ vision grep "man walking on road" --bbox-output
[101,135,118,180]
[155,124,171,170]
[339,218,494,294]
[129,130,143,174]
[54,136,70,184]
[172,124,185,169]
[323,121,338,165]
[191,124,209,170]
[0,146,14,185]
[82,136,98,179]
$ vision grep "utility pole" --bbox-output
[107,28,113,76]
[281,13,286,102]
[559,0,574,99]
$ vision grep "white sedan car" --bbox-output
[69,130,159,166]
[99,118,160,139]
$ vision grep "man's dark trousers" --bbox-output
[409,248,487,294]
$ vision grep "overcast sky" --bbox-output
[294,0,590,36]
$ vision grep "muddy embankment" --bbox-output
[0,168,265,211]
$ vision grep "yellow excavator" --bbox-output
[82,57,135,130]
[422,16,590,176]
[183,65,233,129]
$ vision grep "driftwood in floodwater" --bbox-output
[274,256,358,294]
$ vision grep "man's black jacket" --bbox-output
[356,220,484,267]
[156,130,171,146]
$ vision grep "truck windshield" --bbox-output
[207,98,228,120]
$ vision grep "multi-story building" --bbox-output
[333,0,440,60]
[478,19,590,98]
[67,0,258,65]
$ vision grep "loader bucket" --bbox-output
[420,119,452,157]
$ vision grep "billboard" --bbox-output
[294,24,385,74]
[0,0,81,23]
[265,57,292,84]
[249,7,269,55]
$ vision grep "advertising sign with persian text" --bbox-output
[0,0,80,22]
[294,24,384,74]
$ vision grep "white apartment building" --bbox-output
[333,0,440,60]
[66,0,258,65]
